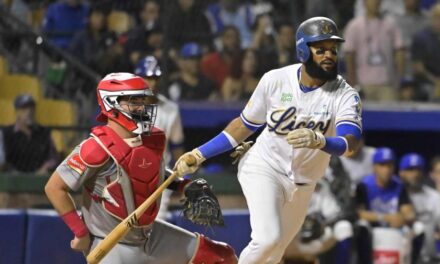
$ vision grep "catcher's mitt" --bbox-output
[299,213,325,243]
[182,178,224,227]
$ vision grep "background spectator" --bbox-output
[222,48,259,101]
[165,42,216,101]
[398,79,421,101]
[275,22,297,68]
[201,26,242,90]
[135,56,185,220]
[399,153,440,263]
[344,0,405,101]
[304,0,338,21]
[205,0,255,48]
[354,0,406,18]
[355,147,415,264]
[124,0,162,67]
[411,3,440,101]
[324,156,357,222]
[0,95,58,174]
[164,0,213,63]
[249,14,278,74]
[394,0,428,82]
[135,55,185,169]
[340,139,376,191]
[430,156,440,193]
[138,0,160,29]
[42,0,89,49]
[68,6,117,75]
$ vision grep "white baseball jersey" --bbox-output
[154,94,184,166]
[340,145,375,188]
[241,63,362,183]
[409,186,440,258]
[308,181,341,222]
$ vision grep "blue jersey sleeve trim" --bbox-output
[240,113,264,132]
[336,123,362,140]
[198,131,235,159]
[336,120,362,130]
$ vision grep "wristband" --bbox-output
[198,131,237,159]
[322,136,348,156]
[61,210,89,238]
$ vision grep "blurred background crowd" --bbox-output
[1,0,440,263]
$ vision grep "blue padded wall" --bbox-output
[169,209,252,255]
[0,209,27,264]
[25,210,86,264]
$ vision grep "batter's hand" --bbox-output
[230,141,253,165]
[71,235,91,253]
[174,149,206,176]
[286,128,326,149]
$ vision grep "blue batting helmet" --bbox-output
[135,56,162,78]
[295,17,344,63]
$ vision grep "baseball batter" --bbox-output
[175,17,363,263]
[45,73,237,264]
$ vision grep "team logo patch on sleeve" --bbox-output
[67,154,87,175]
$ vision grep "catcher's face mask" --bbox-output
[96,73,157,135]
[116,95,158,134]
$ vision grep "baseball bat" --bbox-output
[86,156,196,264]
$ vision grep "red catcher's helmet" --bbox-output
[96,73,157,135]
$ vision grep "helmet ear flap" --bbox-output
[298,43,310,63]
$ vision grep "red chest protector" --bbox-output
[82,125,165,226]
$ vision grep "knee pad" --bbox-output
[191,234,238,264]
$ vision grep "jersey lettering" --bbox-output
[267,106,331,135]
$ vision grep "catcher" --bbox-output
[44,73,235,264]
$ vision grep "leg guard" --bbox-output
[191,234,238,264]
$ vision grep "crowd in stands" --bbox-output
[3,0,440,263]
[5,0,440,102]
[0,95,59,174]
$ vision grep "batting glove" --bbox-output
[174,149,206,176]
[230,141,253,165]
[286,128,326,149]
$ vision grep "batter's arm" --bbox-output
[224,117,255,144]
[45,171,91,251]
[341,134,361,157]
[173,117,255,176]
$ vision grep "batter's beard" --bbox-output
[304,56,338,81]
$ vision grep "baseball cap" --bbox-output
[399,153,425,170]
[14,94,36,109]
[180,42,202,59]
[373,147,395,164]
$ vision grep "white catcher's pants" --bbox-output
[237,147,316,264]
